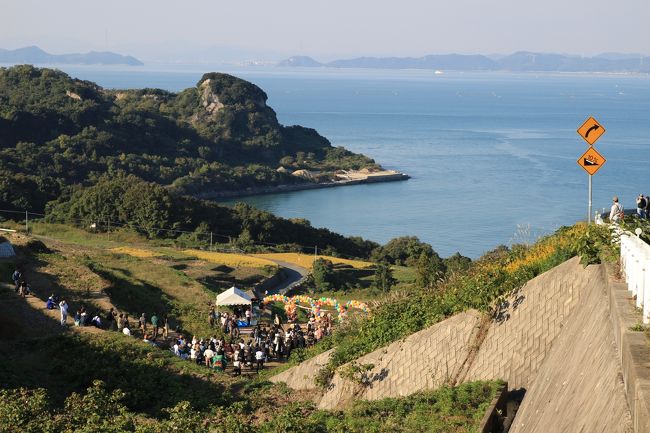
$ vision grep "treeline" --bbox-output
[46,175,379,258]
[0,65,375,211]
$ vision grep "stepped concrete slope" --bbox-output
[313,257,598,409]
[318,310,482,409]
[509,265,632,432]
[464,258,593,389]
[273,257,635,429]
[271,349,333,390]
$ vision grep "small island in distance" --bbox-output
[0,46,143,66]
[278,52,650,73]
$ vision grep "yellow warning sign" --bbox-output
[577,116,605,145]
[577,146,606,175]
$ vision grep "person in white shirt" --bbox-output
[203,347,215,367]
[610,196,624,223]
[59,300,68,326]
[122,327,131,336]
[245,308,252,326]
[255,348,265,372]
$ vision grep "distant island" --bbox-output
[0,46,143,66]
[278,52,650,73]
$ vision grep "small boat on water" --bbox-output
[434,70,444,75]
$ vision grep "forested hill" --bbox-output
[0,65,375,211]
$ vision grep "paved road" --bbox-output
[264,260,309,295]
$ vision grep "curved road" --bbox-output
[265,260,309,295]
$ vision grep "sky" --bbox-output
[3,0,649,62]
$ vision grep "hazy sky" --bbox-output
[3,0,649,61]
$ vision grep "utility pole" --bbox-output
[210,232,213,249]
[25,210,28,234]
[314,245,318,257]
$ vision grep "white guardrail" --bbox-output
[617,226,650,324]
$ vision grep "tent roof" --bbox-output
[216,286,252,306]
[0,242,15,258]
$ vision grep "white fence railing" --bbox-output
[618,229,650,324]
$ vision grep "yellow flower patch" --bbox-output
[182,250,278,269]
[253,252,373,270]
[110,246,163,258]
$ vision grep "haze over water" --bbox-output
[61,67,650,258]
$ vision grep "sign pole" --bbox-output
[587,174,593,224]
[577,116,606,223]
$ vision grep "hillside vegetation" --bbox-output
[0,65,375,211]
[0,229,499,432]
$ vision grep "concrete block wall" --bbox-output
[317,310,482,409]
[509,265,632,433]
[465,258,595,389]
[270,348,333,390]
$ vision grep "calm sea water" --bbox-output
[58,66,650,258]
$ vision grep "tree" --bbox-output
[374,261,396,292]
[371,236,434,266]
[444,252,472,275]
[312,258,335,291]
[416,251,446,289]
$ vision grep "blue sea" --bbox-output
[57,65,650,258]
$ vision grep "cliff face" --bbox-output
[191,72,283,153]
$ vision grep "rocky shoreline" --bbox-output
[196,169,410,200]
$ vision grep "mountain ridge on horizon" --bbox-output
[0,45,143,66]
[278,51,650,73]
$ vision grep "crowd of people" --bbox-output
[169,317,333,375]
[9,267,337,377]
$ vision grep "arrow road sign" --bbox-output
[577,116,605,145]
[577,146,606,175]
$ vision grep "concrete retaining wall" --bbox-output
[605,263,650,433]
[509,265,632,433]
[465,258,595,389]
[273,257,648,431]
[270,349,333,390]
[318,310,482,409]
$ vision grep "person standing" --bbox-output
[162,316,169,339]
[610,196,624,224]
[637,194,647,219]
[12,269,22,292]
[151,313,159,340]
[106,308,117,331]
[139,313,147,335]
[245,307,252,326]
[208,307,216,328]
[255,347,265,372]
[59,300,68,326]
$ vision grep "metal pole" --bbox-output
[587,174,592,224]
[210,232,213,249]
[25,210,28,233]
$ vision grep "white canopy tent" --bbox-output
[216,286,252,307]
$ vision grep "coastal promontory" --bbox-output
[0,65,405,211]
